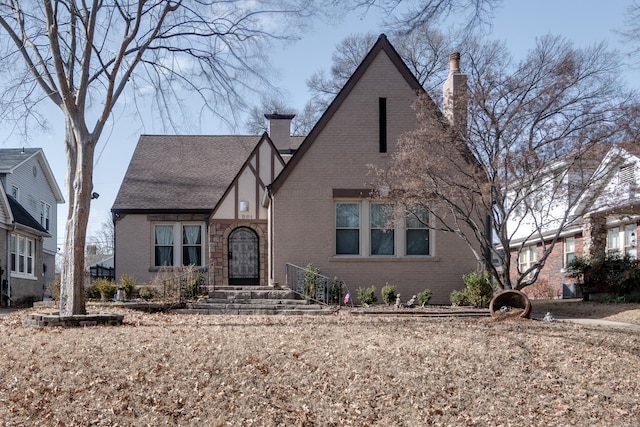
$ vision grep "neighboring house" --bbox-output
[112,35,481,303]
[506,143,640,299]
[0,148,64,305]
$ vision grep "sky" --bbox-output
[0,1,638,251]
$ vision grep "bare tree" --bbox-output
[90,216,115,256]
[347,0,501,33]
[622,1,640,59]
[305,30,462,127]
[377,35,637,290]
[0,0,329,316]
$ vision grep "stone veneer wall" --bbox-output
[209,220,268,287]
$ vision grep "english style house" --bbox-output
[112,35,481,304]
[0,148,64,305]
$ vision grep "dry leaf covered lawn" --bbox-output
[1,303,639,426]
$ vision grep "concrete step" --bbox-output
[194,298,309,306]
[208,288,297,301]
[175,306,336,316]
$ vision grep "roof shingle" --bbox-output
[112,135,262,211]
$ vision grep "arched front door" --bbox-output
[228,227,260,285]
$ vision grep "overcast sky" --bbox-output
[0,1,637,249]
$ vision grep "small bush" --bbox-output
[450,289,467,306]
[139,286,155,301]
[381,283,396,306]
[87,283,102,300]
[329,277,344,304]
[95,278,117,301]
[303,263,320,301]
[462,271,494,308]
[46,277,61,301]
[357,285,377,307]
[119,274,136,300]
[417,289,433,307]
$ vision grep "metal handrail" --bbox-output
[284,263,348,305]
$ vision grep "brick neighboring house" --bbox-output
[0,148,64,306]
[112,34,482,303]
[506,143,640,299]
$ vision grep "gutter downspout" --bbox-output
[265,184,275,286]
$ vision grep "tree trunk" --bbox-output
[59,128,95,316]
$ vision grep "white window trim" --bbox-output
[564,237,575,268]
[334,200,434,258]
[10,185,19,200]
[40,201,51,231]
[152,222,205,268]
[10,233,37,280]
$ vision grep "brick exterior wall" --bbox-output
[509,234,584,299]
[271,50,480,305]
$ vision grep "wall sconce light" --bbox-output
[239,200,249,212]
[632,232,637,247]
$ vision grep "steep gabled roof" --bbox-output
[271,33,430,192]
[112,135,263,212]
[0,148,64,203]
[7,195,50,236]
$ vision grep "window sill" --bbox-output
[10,273,37,281]
[329,256,440,262]
[148,266,207,272]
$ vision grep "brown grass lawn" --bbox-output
[1,301,639,426]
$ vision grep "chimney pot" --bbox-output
[449,51,461,74]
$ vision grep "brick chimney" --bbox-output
[442,51,468,138]
[264,112,295,153]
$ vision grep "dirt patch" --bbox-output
[1,305,639,425]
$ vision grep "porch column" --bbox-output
[582,213,607,260]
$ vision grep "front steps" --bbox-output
[175,286,336,315]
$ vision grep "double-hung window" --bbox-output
[519,245,537,277]
[10,234,35,276]
[564,237,576,267]
[40,202,51,231]
[336,203,360,255]
[154,225,174,266]
[624,224,637,258]
[406,208,430,255]
[370,203,394,255]
[154,223,203,267]
[607,227,620,258]
[183,225,202,266]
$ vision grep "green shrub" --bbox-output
[119,274,136,300]
[462,271,494,308]
[450,289,467,306]
[381,283,397,306]
[139,286,155,301]
[417,289,433,307]
[95,278,117,301]
[356,285,377,307]
[87,283,101,300]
